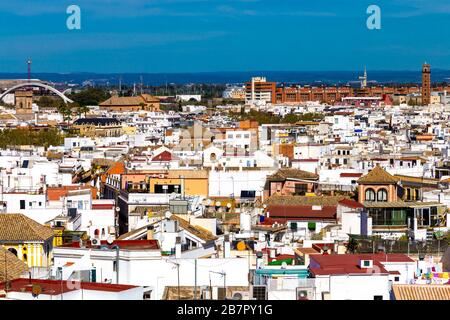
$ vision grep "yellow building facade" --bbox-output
[0,214,54,268]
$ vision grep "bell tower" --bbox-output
[422,63,431,105]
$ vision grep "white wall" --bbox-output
[208,169,275,198]
[54,247,250,300]
[315,274,390,300]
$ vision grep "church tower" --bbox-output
[422,63,431,105]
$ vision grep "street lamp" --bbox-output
[209,270,226,299]
[167,260,181,300]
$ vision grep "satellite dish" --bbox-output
[215,201,221,207]
[165,211,172,219]
[115,207,120,212]
[205,199,212,206]
[226,203,232,208]
[256,251,263,259]
[106,236,114,245]
[281,262,288,269]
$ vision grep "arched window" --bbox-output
[365,188,376,202]
[94,229,100,236]
[8,248,18,256]
[210,153,217,161]
[377,189,388,202]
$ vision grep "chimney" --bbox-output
[224,234,231,258]
[147,225,155,240]
[175,236,182,258]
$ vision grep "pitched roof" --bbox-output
[310,253,414,276]
[267,205,337,221]
[0,214,54,242]
[338,198,364,209]
[60,239,160,250]
[152,150,174,162]
[266,195,348,206]
[392,284,450,300]
[267,168,319,181]
[73,118,121,126]
[170,215,218,242]
[0,278,139,295]
[99,95,159,106]
[357,165,398,185]
[0,247,29,282]
[107,161,126,175]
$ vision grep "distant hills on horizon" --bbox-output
[1,70,450,86]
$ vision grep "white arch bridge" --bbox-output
[0,82,73,104]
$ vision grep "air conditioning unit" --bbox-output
[231,291,250,300]
[297,289,309,300]
[91,238,101,246]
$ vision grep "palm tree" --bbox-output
[77,105,89,118]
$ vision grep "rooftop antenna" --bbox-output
[27,58,32,82]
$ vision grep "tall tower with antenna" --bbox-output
[27,58,32,82]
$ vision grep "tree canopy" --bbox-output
[233,110,324,125]
[0,128,64,149]
[68,87,111,106]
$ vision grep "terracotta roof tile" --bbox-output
[0,247,29,282]
[0,214,54,242]
[357,165,398,185]
[268,168,319,181]
[393,284,450,300]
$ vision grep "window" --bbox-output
[20,200,25,210]
[377,189,388,202]
[363,260,371,267]
[113,261,117,272]
[252,286,267,300]
[143,291,152,300]
[8,248,17,256]
[365,188,376,202]
[394,276,400,282]
[295,183,307,196]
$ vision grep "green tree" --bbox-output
[346,237,359,254]
[76,104,89,117]
[0,128,64,149]
[68,87,111,107]
[57,103,74,123]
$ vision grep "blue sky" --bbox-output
[0,0,449,73]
